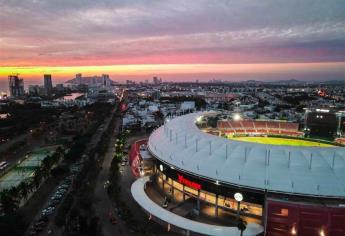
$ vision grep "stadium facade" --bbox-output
[130,112,345,236]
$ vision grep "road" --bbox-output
[93,115,135,236]
[46,110,116,236]
[93,129,178,236]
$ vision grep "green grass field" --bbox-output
[227,136,335,147]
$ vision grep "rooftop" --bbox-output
[148,112,345,198]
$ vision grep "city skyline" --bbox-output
[1,0,344,82]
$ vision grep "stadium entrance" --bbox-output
[155,160,265,225]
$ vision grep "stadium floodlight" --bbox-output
[233,113,242,121]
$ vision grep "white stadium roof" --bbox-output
[148,112,345,198]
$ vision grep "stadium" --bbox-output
[130,112,345,236]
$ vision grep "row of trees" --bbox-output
[107,128,154,234]
[0,103,61,141]
[107,124,129,198]
[56,105,118,235]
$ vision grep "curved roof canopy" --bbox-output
[148,112,345,198]
[131,176,264,236]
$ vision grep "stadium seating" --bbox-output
[217,120,303,137]
[336,138,345,145]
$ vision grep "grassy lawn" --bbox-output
[227,136,335,147]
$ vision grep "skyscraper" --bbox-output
[102,74,110,87]
[44,74,53,96]
[8,75,25,97]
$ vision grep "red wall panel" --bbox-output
[266,199,345,236]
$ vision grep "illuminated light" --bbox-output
[319,229,325,236]
[177,174,201,190]
[316,109,330,113]
[234,192,243,202]
[233,113,242,121]
[196,116,203,123]
[149,214,152,221]
[167,223,171,232]
[170,166,175,169]
[215,180,220,185]
[159,164,164,172]
[291,225,297,235]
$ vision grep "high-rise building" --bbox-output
[8,75,25,97]
[102,74,110,87]
[28,85,40,95]
[55,84,64,92]
[44,74,53,96]
[153,76,162,85]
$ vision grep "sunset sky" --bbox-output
[0,0,344,82]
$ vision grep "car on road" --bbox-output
[110,216,117,225]
[41,206,55,216]
[108,212,117,225]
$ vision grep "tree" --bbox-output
[18,181,29,200]
[0,188,19,215]
[32,167,43,189]
[41,157,51,178]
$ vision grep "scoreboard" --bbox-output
[306,112,337,137]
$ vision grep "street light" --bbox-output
[291,225,297,235]
[234,192,243,220]
[319,229,325,236]
[196,116,203,123]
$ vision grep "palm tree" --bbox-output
[33,168,43,189]
[0,188,19,215]
[40,157,51,178]
[18,181,29,200]
[27,179,35,194]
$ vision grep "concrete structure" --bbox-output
[132,176,263,236]
[8,75,25,97]
[132,112,345,236]
[44,74,53,96]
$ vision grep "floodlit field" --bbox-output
[0,146,57,190]
[227,136,335,147]
[0,169,35,190]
